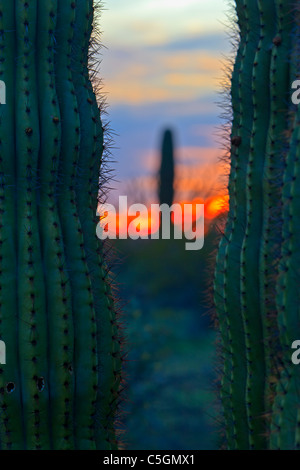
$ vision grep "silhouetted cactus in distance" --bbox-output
[158,129,175,207]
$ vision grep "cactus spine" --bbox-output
[0,0,121,450]
[215,0,300,450]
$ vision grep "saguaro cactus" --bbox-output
[158,129,175,207]
[214,0,260,450]
[0,0,121,450]
[214,0,300,450]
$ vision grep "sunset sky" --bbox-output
[99,0,230,202]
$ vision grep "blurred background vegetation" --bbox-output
[113,218,222,450]
[99,0,230,451]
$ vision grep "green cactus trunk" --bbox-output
[0,0,121,450]
[214,0,259,449]
[214,0,300,450]
[270,104,300,450]
[259,0,293,413]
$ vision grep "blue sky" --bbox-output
[98,0,230,199]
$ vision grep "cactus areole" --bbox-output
[0,0,121,450]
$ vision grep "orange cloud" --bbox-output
[106,83,175,105]
[103,48,228,105]
[164,73,216,89]
[162,52,222,73]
